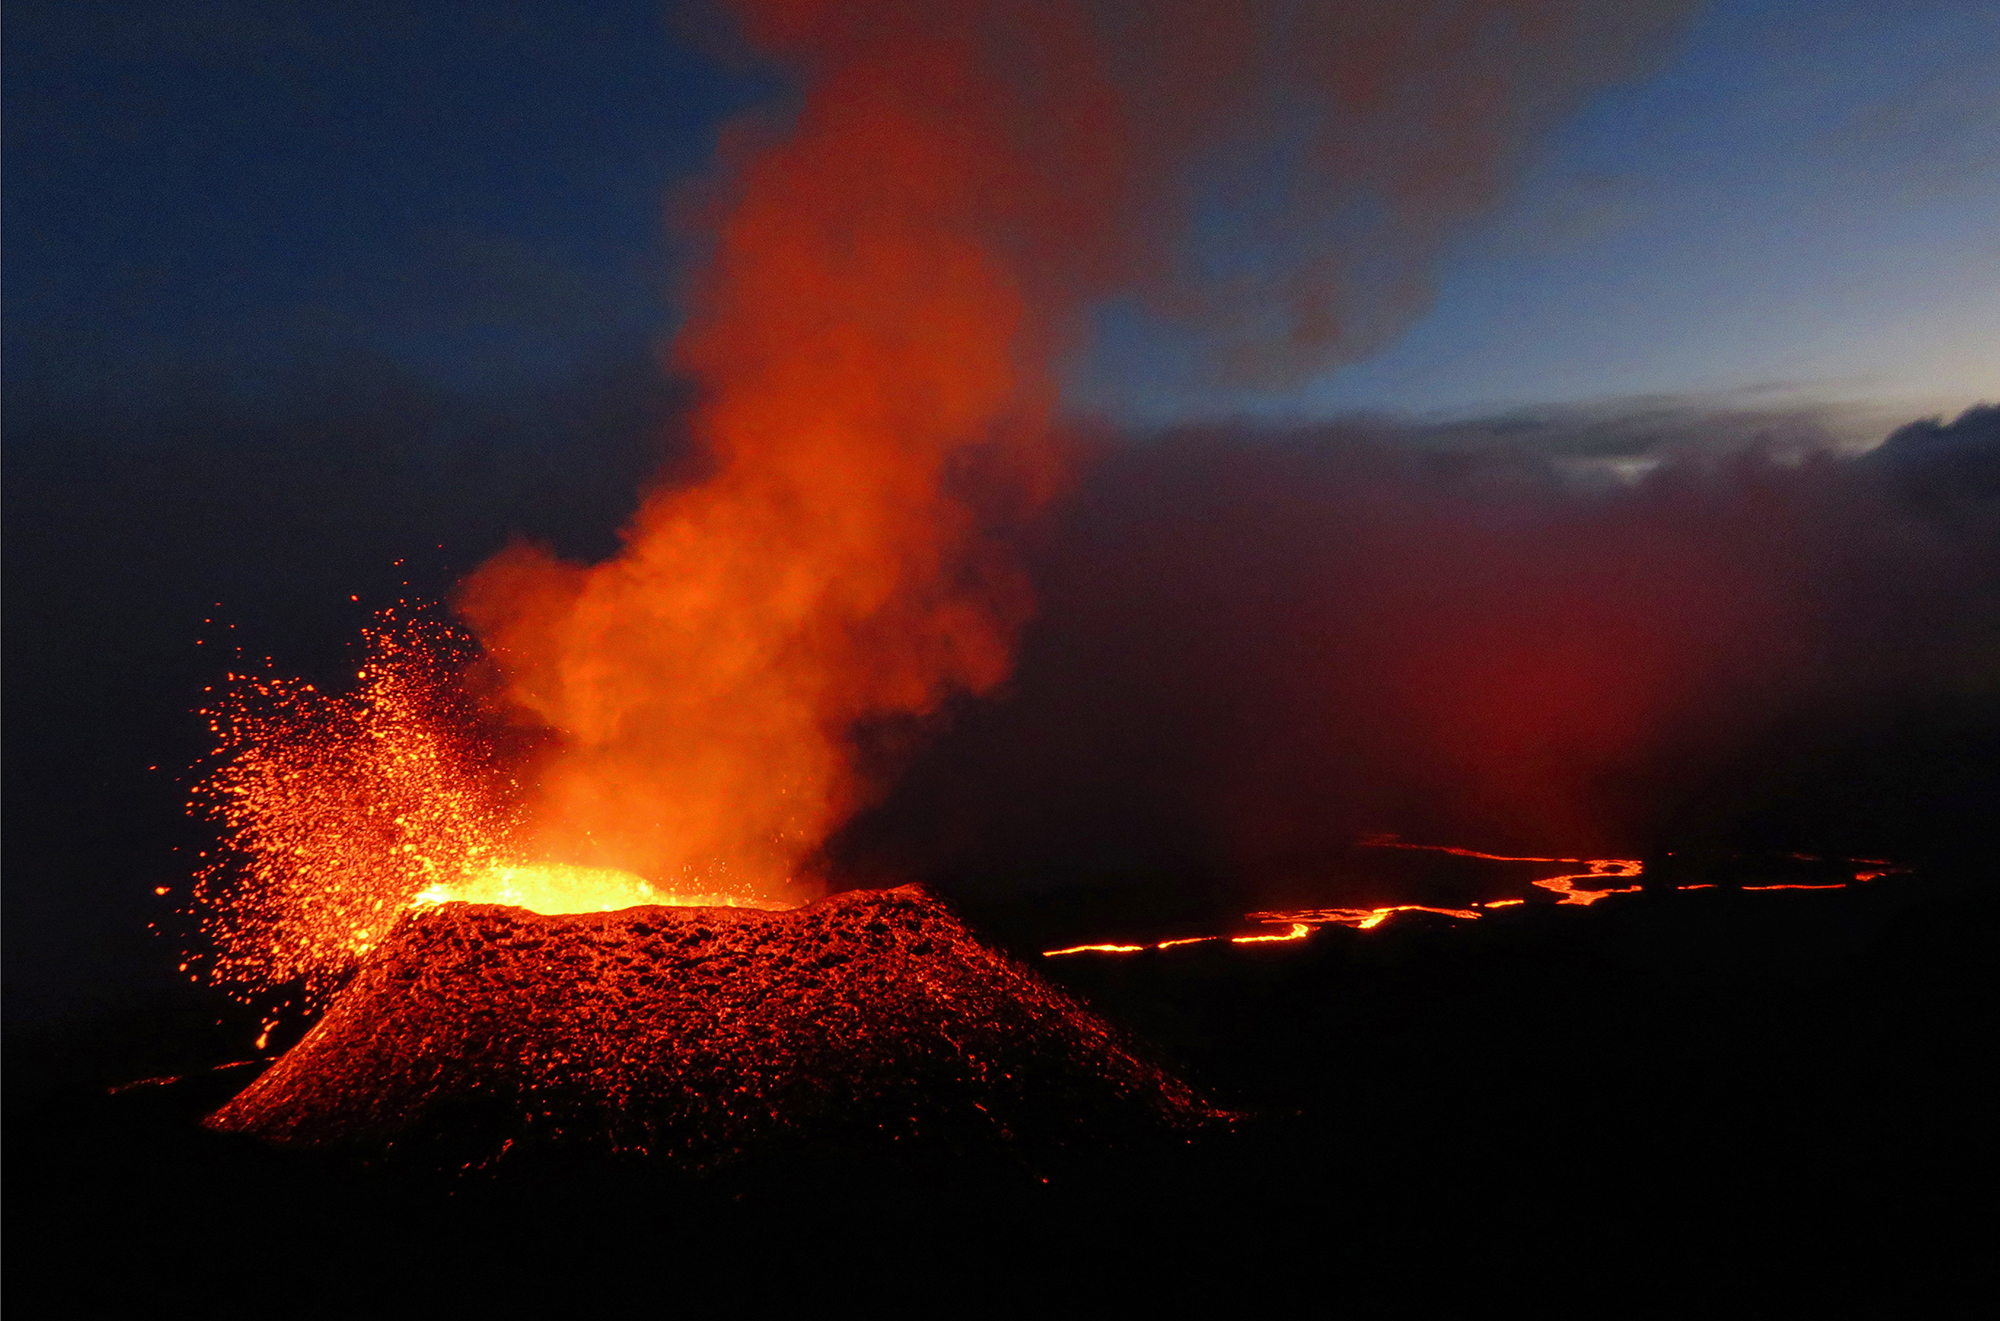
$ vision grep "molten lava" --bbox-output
[1231,923,1314,945]
[187,610,785,1008]
[1041,838,1908,957]
[412,863,778,916]
[189,610,519,1000]
[1363,839,1645,905]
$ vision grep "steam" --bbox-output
[836,405,2000,897]
[456,1,1700,898]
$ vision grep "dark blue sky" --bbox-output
[3,1,771,399]
[5,0,1994,426]
[1300,0,1998,427]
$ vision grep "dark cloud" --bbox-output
[835,403,2000,904]
[1305,393,1878,471]
[1866,401,2000,504]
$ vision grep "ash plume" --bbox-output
[456,0,1700,900]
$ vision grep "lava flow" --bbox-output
[1042,838,1906,957]
[1362,839,1645,906]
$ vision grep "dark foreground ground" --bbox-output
[7,863,1988,1310]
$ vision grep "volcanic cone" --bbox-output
[208,885,1214,1170]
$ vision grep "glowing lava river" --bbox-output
[1040,839,1907,958]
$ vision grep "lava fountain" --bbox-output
[187,607,765,1009]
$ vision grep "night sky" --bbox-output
[10,1,1993,423]
[5,0,1997,1024]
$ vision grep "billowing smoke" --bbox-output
[456,0,1698,900]
[833,405,2000,902]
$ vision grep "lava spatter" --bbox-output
[185,608,790,1016]
[188,608,524,1007]
[207,886,1218,1170]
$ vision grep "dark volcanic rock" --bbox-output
[208,885,1213,1169]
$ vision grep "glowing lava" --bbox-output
[1530,859,1644,906]
[1040,838,1907,957]
[412,863,779,916]
[186,609,777,1009]
[1231,922,1314,944]
[1364,839,1644,906]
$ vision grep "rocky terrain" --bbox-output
[209,885,1215,1170]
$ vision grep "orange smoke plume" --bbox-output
[458,4,1101,899]
[452,0,1697,901]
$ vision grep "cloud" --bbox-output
[835,403,2000,899]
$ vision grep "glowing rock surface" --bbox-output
[208,886,1213,1168]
